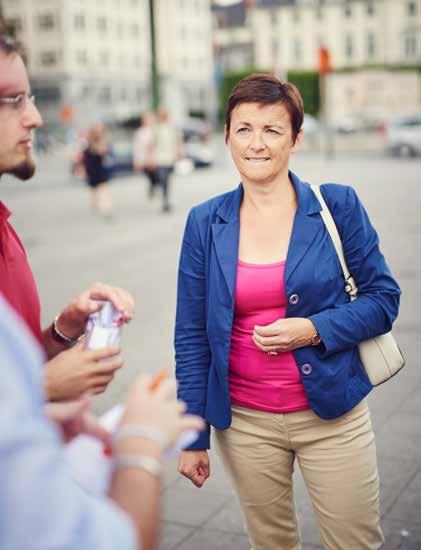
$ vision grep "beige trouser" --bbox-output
[214,401,384,550]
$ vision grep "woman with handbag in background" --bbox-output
[175,73,401,550]
[83,121,114,219]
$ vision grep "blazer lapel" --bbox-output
[285,172,324,284]
[211,185,242,303]
[209,177,323,295]
[211,222,239,302]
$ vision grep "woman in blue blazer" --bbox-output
[175,74,400,550]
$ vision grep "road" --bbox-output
[2,146,420,549]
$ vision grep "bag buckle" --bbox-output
[345,276,358,298]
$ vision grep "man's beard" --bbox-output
[7,158,36,181]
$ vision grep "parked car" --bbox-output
[71,135,214,179]
[382,113,421,157]
[302,113,321,137]
[179,117,213,143]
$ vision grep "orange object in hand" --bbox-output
[149,369,170,392]
[103,369,171,457]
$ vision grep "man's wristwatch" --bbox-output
[310,328,321,346]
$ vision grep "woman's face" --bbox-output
[227,101,302,187]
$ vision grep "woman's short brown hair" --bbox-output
[225,73,304,144]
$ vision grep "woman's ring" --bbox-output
[267,350,278,356]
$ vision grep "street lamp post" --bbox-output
[148,0,159,111]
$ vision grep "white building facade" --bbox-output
[3,0,216,130]
[250,0,421,72]
[248,0,421,119]
[155,0,216,124]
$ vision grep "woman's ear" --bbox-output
[224,124,229,144]
[291,129,303,153]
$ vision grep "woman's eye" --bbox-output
[267,128,280,135]
[237,127,249,133]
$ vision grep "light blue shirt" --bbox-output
[0,296,137,550]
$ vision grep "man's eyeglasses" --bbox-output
[0,93,36,111]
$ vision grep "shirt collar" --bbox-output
[215,171,321,223]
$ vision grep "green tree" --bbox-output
[287,70,320,116]
[219,67,270,124]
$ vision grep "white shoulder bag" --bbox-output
[311,184,405,386]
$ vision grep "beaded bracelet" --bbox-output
[113,424,169,450]
[51,315,84,346]
[114,454,162,478]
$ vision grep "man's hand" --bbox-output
[44,340,123,401]
[55,282,135,341]
[253,317,316,353]
[45,395,109,444]
[178,450,210,488]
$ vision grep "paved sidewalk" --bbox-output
[3,150,420,550]
[158,354,421,550]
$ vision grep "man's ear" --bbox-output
[291,129,303,153]
[224,124,229,144]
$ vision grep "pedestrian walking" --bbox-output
[83,122,114,219]
[175,73,401,550]
[153,107,182,213]
[133,111,158,199]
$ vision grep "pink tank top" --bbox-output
[229,260,309,413]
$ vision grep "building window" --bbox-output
[271,38,278,60]
[40,51,57,66]
[316,0,325,19]
[367,32,376,60]
[100,51,110,65]
[7,17,23,32]
[407,1,417,16]
[293,38,302,63]
[292,9,300,23]
[134,54,142,67]
[270,10,277,26]
[77,50,88,65]
[74,14,85,30]
[345,34,353,60]
[404,31,417,57]
[367,1,375,16]
[97,17,107,32]
[99,86,111,104]
[344,2,352,17]
[37,13,55,31]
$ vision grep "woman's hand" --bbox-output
[253,318,317,354]
[178,450,210,488]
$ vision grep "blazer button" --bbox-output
[289,293,299,305]
[301,363,312,375]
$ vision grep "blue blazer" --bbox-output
[175,172,401,449]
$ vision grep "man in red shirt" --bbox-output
[0,34,135,400]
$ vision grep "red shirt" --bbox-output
[0,201,43,344]
[229,260,309,413]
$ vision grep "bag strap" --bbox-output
[310,184,358,301]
